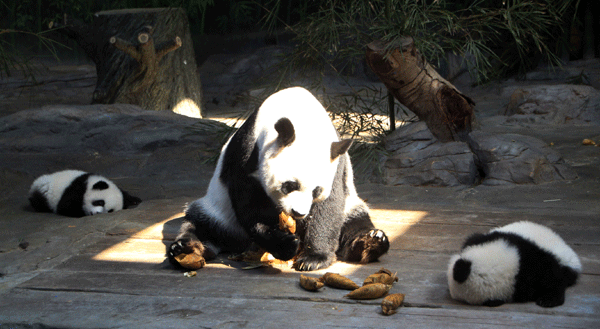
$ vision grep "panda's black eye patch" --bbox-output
[92,200,105,207]
[108,209,114,213]
[92,181,109,190]
[312,186,324,199]
[281,181,300,195]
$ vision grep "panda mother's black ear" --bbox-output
[331,139,353,161]
[274,117,295,147]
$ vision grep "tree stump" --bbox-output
[365,38,474,142]
[54,8,203,118]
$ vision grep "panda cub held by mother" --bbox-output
[168,87,389,271]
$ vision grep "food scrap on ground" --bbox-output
[363,268,399,285]
[321,272,360,290]
[299,274,325,291]
[174,251,205,270]
[345,283,392,300]
[381,293,405,315]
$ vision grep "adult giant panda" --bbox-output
[29,170,141,217]
[168,87,389,271]
[447,221,582,307]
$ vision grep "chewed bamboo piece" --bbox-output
[174,250,205,270]
[363,268,399,286]
[321,272,359,290]
[299,275,325,291]
[228,248,292,269]
[279,212,296,234]
[345,283,392,300]
[381,293,405,315]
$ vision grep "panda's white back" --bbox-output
[493,221,582,272]
[29,170,86,212]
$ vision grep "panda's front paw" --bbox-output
[341,229,390,264]
[268,233,300,261]
[293,252,335,272]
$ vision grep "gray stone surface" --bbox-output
[0,103,229,154]
[504,84,600,125]
[468,131,578,185]
[382,121,579,186]
[383,122,478,186]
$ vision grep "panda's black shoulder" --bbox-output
[461,231,507,249]
[221,109,260,180]
[56,172,92,217]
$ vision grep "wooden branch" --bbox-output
[156,36,182,62]
[110,36,141,62]
[366,38,475,142]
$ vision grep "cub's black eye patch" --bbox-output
[281,181,300,195]
[108,209,114,213]
[312,186,324,199]
[92,181,109,190]
[92,200,105,207]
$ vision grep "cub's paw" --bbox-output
[293,253,335,272]
[346,229,390,264]
[167,238,206,269]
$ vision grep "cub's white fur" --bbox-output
[493,221,582,271]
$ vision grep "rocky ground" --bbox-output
[0,48,599,328]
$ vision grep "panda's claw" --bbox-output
[293,253,335,272]
[338,229,390,264]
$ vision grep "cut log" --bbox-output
[366,38,474,142]
[53,8,203,118]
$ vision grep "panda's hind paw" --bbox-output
[346,229,390,264]
[168,238,206,267]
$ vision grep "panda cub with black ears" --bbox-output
[29,170,141,218]
[448,221,582,308]
[168,87,389,271]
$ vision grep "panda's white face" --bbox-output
[253,87,350,219]
[82,175,124,216]
[447,239,519,305]
[262,138,335,218]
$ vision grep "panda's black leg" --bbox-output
[536,287,566,308]
[293,211,345,271]
[336,211,390,264]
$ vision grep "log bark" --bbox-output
[53,8,203,118]
[366,38,474,142]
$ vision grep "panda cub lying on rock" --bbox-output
[448,221,581,307]
[168,87,389,271]
[29,170,141,218]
